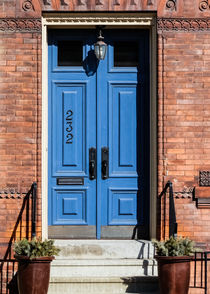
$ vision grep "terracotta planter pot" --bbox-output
[155,256,193,294]
[15,255,54,294]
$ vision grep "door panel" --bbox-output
[110,84,137,175]
[52,187,89,225]
[48,29,150,239]
[52,83,88,175]
[108,188,138,225]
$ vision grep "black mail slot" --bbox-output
[57,178,84,185]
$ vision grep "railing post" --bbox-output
[205,252,207,294]
[194,252,197,288]
[31,182,37,238]
[201,252,204,288]
[168,181,177,238]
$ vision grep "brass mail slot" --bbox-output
[57,178,84,185]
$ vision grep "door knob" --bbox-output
[101,147,109,180]
[89,148,96,180]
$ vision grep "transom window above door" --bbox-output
[114,41,139,67]
[58,41,83,66]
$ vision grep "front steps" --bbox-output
[49,240,159,294]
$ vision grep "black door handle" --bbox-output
[90,160,95,179]
[89,148,96,180]
[101,147,109,180]
[102,160,107,176]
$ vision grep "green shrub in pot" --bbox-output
[153,236,197,257]
[14,238,60,294]
[14,237,60,258]
[153,236,200,294]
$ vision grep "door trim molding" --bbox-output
[42,12,157,240]
[42,13,154,26]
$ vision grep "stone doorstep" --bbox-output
[54,239,155,260]
[52,258,157,265]
[49,276,159,294]
[50,258,158,277]
[50,276,158,283]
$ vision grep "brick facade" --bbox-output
[0,0,210,244]
[0,0,209,236]
[158,28,210,244]
[0,30,42,256]
[0,0,210,292]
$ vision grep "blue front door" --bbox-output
[48,29,150,239]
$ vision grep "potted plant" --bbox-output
[153,236,198,294]
[14,238,60,294]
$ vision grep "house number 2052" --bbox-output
[66,110,73,144]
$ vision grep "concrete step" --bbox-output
[49,276,159,294]
[54,239,155,259]
[51,258,158,277]
[49,240,158,294]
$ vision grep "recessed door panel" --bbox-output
[52,83,87,176]
[108,188,138,225]
[109,83,137,176]
[52,188,89,225]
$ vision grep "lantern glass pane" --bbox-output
[99,45,106,60]
[94,44,100,59]
[94,42,107,60]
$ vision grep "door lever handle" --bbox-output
[101,147,109,180]
[102,160,108,179]
[89,148,96,180]
[89,160,95,179]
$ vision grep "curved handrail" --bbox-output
[159,181,177,238]
[0,182,37,293]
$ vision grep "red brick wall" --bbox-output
[0,31,42,251]
[157,30,210,244]
[0,1,210,294]
[0,0,210,293]
[0,0,210,252]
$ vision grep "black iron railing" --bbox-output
[159,182,210,294]
[192,251,210,294]
[0,182,37,294]
[32,182,37,238]
[159,180,178,238]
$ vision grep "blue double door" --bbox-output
[48,29,150,239]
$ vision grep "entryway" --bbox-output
[47,28,150,239]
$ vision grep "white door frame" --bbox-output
[41,13,157,240]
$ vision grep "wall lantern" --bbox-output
[94,27,107,60]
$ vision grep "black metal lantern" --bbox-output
[94,28,107,60]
